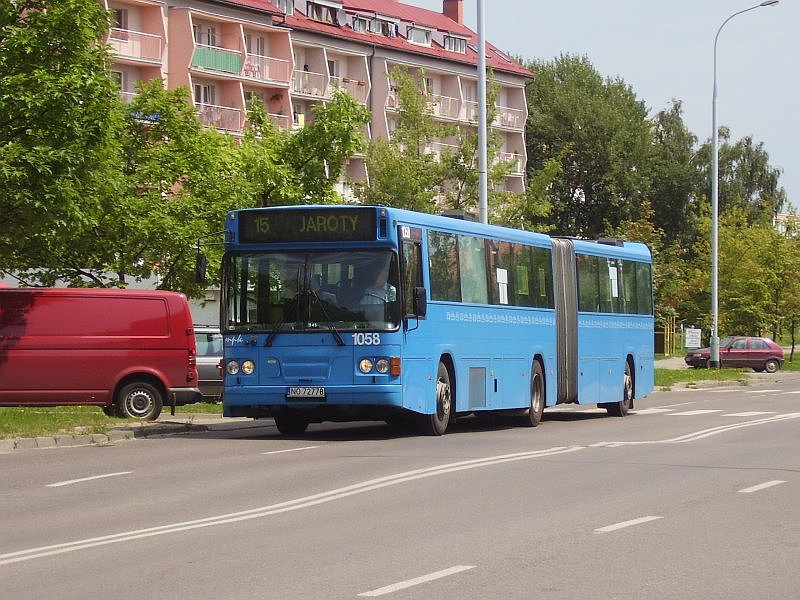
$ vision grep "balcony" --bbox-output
[119,91,138,104]
[462,100,479,122]
[292,70,327,97]
[243,55,291,84]
[496,152,523,174]
[329,76,368,103]
[424,141,460,161]
[269,113,290,129]
[428,94,460,119]
[192,45,243,75]
[493,106,525,130]
[108,28,162,62]
[197,103,242,131]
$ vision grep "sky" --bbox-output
[410,0,797,209]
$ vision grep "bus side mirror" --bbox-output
[195,252,207,284]
[413,287,427,318]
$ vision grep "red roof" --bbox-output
[268,1,531,78]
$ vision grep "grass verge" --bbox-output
[0,402,222,441]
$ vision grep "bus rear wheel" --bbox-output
[521,360,545,427]
[419,361,452,436]
[604,361,633,417]
[274,414,309,435]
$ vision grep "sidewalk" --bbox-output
[656,355,689,370]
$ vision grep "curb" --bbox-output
[0,420,212,454]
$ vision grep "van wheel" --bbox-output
[102,406,119,417]
[117,381,163,420]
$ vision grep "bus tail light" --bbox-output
[390,357,401,376]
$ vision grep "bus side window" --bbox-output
[402,240,423,317]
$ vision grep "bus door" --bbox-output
[551,239,578,404]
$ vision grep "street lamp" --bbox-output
[710,0,778,368]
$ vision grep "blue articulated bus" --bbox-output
[220,205,654,435]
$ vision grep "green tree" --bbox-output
[695,128,786,224]
[524,54,653,238]
[649,101,702,247]
[243,88,371,207]
[0,0,121,277]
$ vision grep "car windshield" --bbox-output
[222,250,401,333]
[719,336,734,348]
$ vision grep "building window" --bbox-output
[272,0,293,15]
[308,2,335,24]
[407,26,431,46]
[370,18,397,37]
[444,35,467,54]
[193,23,217,46]
[352,17,367,33]
[194,83,215,105]
[245,32,266,56]
[110,8,128,30]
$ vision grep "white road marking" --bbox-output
[632,408,674,415]
[261,446,319,455]
[745,389,781,394]
[46,472,132,488]
[592,412,800,447]
[358,565,475,597]
[707,389,739,394]
[785,391,800,395]
[0,446,583,566]
[724,412,775,417]
[8,412,800,567]
[669,410,723,416]
[738,480,786,494]
[594,516,663,533]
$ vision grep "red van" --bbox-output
[0,288,201,420]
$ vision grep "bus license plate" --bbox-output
[286,386,326,400]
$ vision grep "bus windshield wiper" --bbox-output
[308,288,345,346]
[264,293,300,347]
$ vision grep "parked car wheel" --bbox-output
[117,381,163,420]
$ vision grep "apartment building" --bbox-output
[102,0,532,194]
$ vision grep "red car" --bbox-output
[684,336,784,373]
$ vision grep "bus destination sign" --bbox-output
[238,208,377,243]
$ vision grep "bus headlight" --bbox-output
[241,360,255,375]
[226,360,240,375]
[375,358,390,374]
[359,358,374,374]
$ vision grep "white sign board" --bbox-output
[685,328,702,349]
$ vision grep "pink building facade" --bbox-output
[102,0,531,194]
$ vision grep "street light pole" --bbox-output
[710,0,778,368]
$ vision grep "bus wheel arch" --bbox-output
[522,357,545,427]
[419,355,454,436]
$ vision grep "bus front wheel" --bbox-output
[419,361,452,436]
[274,414,309,435]
[604,361,633,417]
[521,360,545,427]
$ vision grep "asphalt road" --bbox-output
[1,375,799,599]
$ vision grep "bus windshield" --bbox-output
[223,250,401,333]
